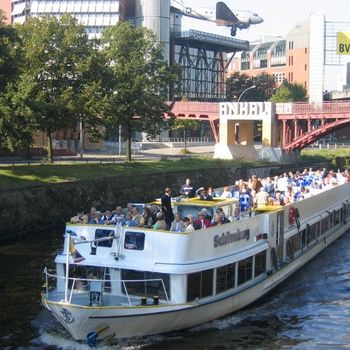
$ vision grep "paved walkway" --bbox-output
[0,145,215,165]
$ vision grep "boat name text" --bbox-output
[214,228,250,248]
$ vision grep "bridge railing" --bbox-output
[277,101,350,115]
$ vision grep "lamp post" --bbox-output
[238,85,256,102]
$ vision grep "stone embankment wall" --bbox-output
[0,162,329,242]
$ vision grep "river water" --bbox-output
[1,228,350,350]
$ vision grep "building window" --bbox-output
[305,64,307,71]
[187,269,213,301]
[260,59,267,68]
[238,256,253,286]
[241,61,250,70]
[216,263,235,294]
[305,48,308,54]
[291,72,294,82]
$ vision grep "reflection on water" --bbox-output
[1,229,350,349]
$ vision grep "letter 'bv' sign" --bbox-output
[337,32,350,55]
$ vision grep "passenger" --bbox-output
[123,202,134,217]
[239,186,252,213]
[89,211,103,224]
[161,187,174,230]
[88,206,97,222]
[131,207,141,226]
[201,208,212,221]
[215,207,230,224]
[232,206,240,221]
[153,212,167,230]
[70,210,88,224]
[211,213,224,226]
[183,216,195,232]
[115,206,126,226]
[199,187,213,201]
[263,177,275,196]
[220,186,232,198]
[170,213,185,232]
[102,209,116,225]
[139,206,153,229]
[193,211,212,230]
[125,212,137,227]
[255,187,270,207]
[180,178,195,198]
[150,204,161,226]
[251,175,263,193]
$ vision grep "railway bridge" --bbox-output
[169,101,350,152]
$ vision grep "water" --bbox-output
[1,229,350,349]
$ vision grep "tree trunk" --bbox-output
[47,131,53,163]
[126,127,132,162]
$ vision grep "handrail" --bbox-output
[43,269,169,304]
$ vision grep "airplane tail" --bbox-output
[216,2,239,26]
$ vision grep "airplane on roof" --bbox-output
[170,1,263,37]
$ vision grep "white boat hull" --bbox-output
[43,219,350,341]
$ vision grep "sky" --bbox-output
[180,0,350,42]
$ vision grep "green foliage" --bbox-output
[100,22,181,161]
[13,15,102,162]
[226,72,276,102]
[270,81,307,102]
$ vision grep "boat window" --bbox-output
[301,229,306,248]
[124,231,145,250]
[216,263,235,294]
[254,250,266,277]
[321,216,329,234]
[237,256,253,286]
[335,210,341,225]
[187,269,213,301]
[94,229,114,247]
[307,223,317,244]
[121,269,170,300]
[290,233,301,252]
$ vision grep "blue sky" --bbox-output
[180,0,350,41]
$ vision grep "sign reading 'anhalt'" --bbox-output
[337,32,350,55]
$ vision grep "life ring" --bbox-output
[286,240,294,260]
[270,247,278,271]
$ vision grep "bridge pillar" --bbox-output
[214,102,281,161]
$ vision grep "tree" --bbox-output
[171,119,200,150]
[270,81,307,102]
[226,72,276,102]
[100,21,180,161]
[15,15,99,162]
[0,11,33,153]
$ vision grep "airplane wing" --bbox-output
[216,1,239,26]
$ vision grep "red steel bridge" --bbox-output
[168,101,350,150]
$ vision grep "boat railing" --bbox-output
[43,267,169,306]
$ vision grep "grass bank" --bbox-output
[0,148,345,190]
[0,158,258,190]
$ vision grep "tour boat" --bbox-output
[41,181,350,346]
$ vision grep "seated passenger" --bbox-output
[220,186,232,198]
[194,211,212,229]
[114,206,126,226]
[125,212,137,227]
[70,210,88,224]
[199,187,213,201]
[89,211,104,224]
[139,206,153,228]
[170,213,185,232]
[153,212,167,230]
[131,207,141,226]
[211,213,224,226]
[183,216,195,232]
[102,209,116,225]
[215,208,230,224]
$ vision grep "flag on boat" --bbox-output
[69,237,85,263]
